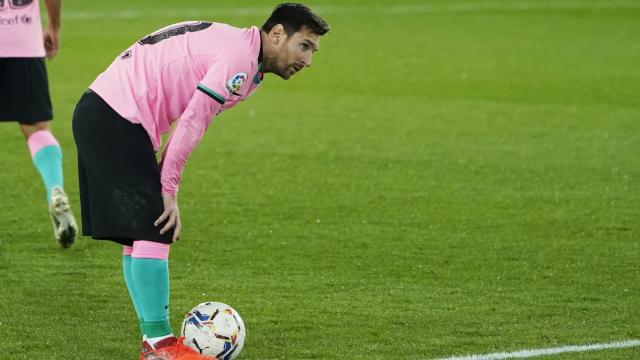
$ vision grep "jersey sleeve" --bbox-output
[159,48,253,196]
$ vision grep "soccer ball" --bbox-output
[181,302,246,359]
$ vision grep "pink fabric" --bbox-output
[131,240,170,260]
[90,22,263,196]
[122,246,133,256]
[0,0,45,57]
[27,130,60,157]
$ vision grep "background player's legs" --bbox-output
[21,121,62,201]
[22,120,77,247]
[131,240,173,349]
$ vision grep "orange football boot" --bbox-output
[140,336,217,360]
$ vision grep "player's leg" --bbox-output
[72,89,180,355]
[122,245,146,338]
[1,56,78,247]
[133,242,206,359]
[131,240,174,349]
[14,57,58,201]
[21,121,60,200]
[21,121,78,247]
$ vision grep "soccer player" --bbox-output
[72,3,329,359]
[0,0,77,247]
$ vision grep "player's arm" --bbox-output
[159,91,221,196]
[155,92,221,242]
[43,0,62,59]
[155,49,251,242]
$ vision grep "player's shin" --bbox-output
[122,245,145,337]
[27,130,63,202]
[131,241,173,347]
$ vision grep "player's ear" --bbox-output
[270,24,285,45]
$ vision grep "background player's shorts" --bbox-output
[0,58,53,124]
[72,90,173,246]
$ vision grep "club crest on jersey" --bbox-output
[225,73,248,95]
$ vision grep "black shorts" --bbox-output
[0,58,53,124]
[72,90,173,246]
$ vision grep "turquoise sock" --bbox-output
[131,258,172,338]
[123,255,145,336]
[32,145,63,202]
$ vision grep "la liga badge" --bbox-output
[226,73,248,94]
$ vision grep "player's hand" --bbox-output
[154,194,181,243]
[43,26,60,60]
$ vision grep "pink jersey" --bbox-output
[90,21,263,196]
[0,0,45,57]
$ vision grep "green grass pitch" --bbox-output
[0,0,638,359]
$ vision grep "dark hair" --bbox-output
[262,3,329,36]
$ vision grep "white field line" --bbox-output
[63,1,640,20]
[432,339,640,360]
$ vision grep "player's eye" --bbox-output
[300,43,309,51]
[0,0,6,7]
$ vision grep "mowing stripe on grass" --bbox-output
[63,1,640,20]
[433,339,640,360]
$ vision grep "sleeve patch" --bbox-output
[225,73,248,94]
